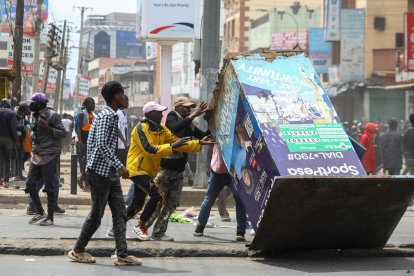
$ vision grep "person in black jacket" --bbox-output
[25,93,66,226]
[150,96,210,241]
[380,118,402,175]
[403,113,414,175]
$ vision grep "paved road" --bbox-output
[1,255,414,275]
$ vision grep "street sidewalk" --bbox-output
[0,180,211,207]
[0,153,232,208]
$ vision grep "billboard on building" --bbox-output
[79,77,90,97]
[1,0,48,35]
[405,13,414,72]
[94,31,111,58]
[340,9,365,82]
[324,0,341,41]
[137,0,200,41]
[7,33,34,74]
[309,28,332,74]
[116,31,146,58]
[270,32,307,50]
[37,60,57,91]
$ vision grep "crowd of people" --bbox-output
[343,116,414,176]
[2,79,414,266]
[65,81,240,266]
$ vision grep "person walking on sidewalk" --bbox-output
[14,101,31,181]
[118,101,213,241]
[0,99,19,188]
[402,113,414,175]
[149,96,210,241]
[116,95,129,166]
[380,118,402,175]
[25,93,66,226]
[360,122,378,175]
[75,97,96,189]
[0,98,18,188]
[68,81,141,266]
[194,144,247,241]
[216,186,232,221]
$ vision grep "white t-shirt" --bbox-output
[117,109,128,149]
[62,118,72,132]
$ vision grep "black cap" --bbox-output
[101,81,129,98]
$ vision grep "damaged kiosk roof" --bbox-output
[206,52,414,251]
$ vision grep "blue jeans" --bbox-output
[198,170,247,235]
[124,182,135,206]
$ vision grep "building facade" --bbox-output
[83,12,155,108]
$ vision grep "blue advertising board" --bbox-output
[340,9,365,82]
[309,28,332,74]
[116,31,146,58]
[208,53,366,231]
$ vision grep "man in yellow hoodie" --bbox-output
[125,101,214,240]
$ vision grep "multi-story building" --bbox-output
[249,1,323,52]
[224,0,323,52]
[329,0,414,123]
[82,12,154,108]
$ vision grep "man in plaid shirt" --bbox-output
[68,81,141,266]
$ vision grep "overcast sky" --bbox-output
[49,0,138,82]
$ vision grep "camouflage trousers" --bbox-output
[147,168,184,236]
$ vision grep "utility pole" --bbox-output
[193,0,221,188]
[12,0,24,103]
[42,23,60,93]
[54,20,66,111]
[60,26,71,114]
[32,0,43,93]
[74,6,92,109]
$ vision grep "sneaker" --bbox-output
[193,224,204,237]
[106,227,114,238]
[132,224,149,241]
[114,255,142,266]
[26,206,37,216]
[55,205,65,214]
[407,205,414,211]
[29,213,46,224]
[151,234,174,241]
[221,214,231,222]
[236,233,246,242]
[39,218,54,226]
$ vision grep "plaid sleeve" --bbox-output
[95,113,123,170]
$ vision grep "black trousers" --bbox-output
[126,175,162,223]
[25,157,57,220]
[74,170,128,257]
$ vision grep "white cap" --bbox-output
[143,101,168,114]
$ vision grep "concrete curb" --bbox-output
[0,246,248,258]
[2,241,414,258]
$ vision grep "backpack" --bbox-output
[74,109,88,131]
